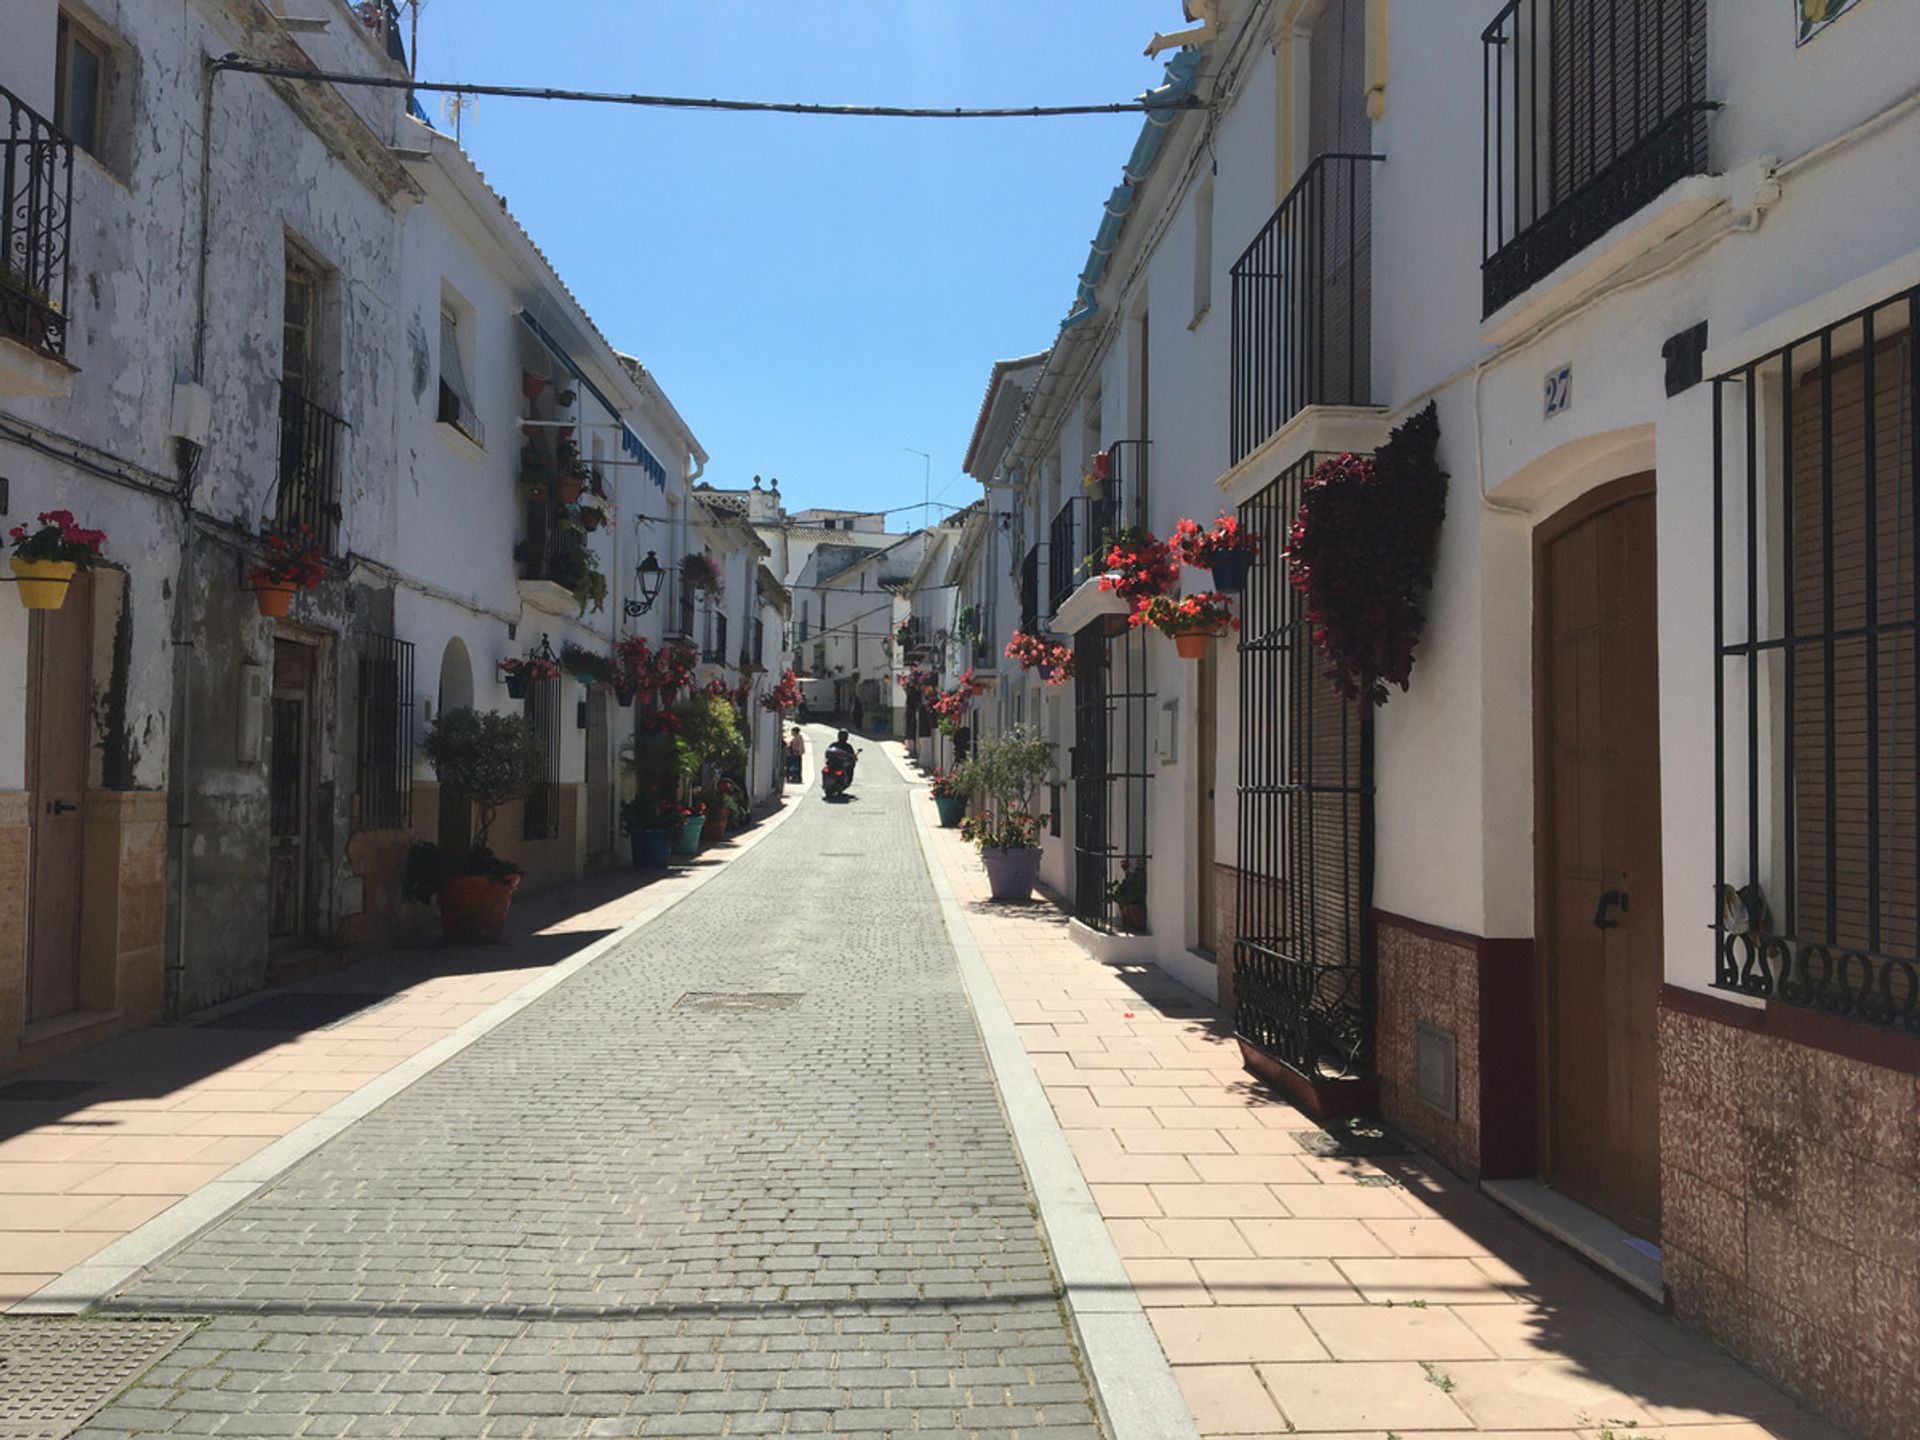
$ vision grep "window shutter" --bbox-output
[437,309,485,445]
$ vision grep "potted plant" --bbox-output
[7,509,106,611]
[1172,513,1261,593]
[1131,590,1239,658]
[409,708,539,944]
[620,789,677,869]
[1094,529,1179,604]
[1081,449,1112,491]
[499,651,561,700]
[559,642,614,688]
[673,799,706,856]
[681,551,723,600]
[1106,862,1148,932]
[553,437,587,505]
[240,524,325,618]
[953,724,1054,903]
[929,768,968,828]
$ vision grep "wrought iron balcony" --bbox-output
[0,84,74,358]
[1047,501,1077,615]
[277,384,348,552]
[1481,0,1714,317]
[1230,153,1381,465]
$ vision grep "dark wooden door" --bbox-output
[26,574,92,1022]
[1196,645,1218,955]
[1537,482,1664,1238]
[269,639,313,948]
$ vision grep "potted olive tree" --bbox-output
[406,708,539,944]
[955,724,1054,903]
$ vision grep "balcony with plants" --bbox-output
[0,82,75,397]
[515,425,610,617]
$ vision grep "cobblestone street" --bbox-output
[74,743,1102,1438]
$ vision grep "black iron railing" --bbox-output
[703,609,729,666]
[1229,153,1381,465]
[661,568,696,640]
[1070,625,1153,932]
[1048,502,1077,614]
[1020,545,1040,635]
[356,632,414,831]
[277,385,348,553]
[1481,0,1713,316]
[1710,285,1920,1035]
[1235,452,1375,1082]
[523,676,561,840]
[0,84,73,358]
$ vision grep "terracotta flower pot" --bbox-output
[252,579,297,618]
[981,846,1042,903]
[554,474,584,505]
[934,795,967,828]
[1119,902,1149,933]
[1174,631,1214,659]
[11,557,76,610]
[436,872,521,945]
[701,806,728,844]
[674,814,705,856]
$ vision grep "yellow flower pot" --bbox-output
[11,557,76,610]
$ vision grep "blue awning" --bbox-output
[517,310,668,488]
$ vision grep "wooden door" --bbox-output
[26,574,92,1022]
[1536,480,1664,1238]
[269,640,313,948]
[1196,646,1219,955]
[585,689,611,865]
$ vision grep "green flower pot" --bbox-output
[934,794,967,828]
[673,814,705,856]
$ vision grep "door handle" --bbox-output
[47,799,79,816]
[1594,889,1629,929]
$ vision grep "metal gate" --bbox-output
[1071,624,1154,930]
[1235,453,1375,1081]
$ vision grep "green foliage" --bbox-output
[421,707,539,850]
[952,724,1054,852]
[678,692,742,767]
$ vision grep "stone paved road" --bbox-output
[78,733,1102,1438]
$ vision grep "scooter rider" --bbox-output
[823,729,858,781]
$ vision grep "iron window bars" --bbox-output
[1229,153,1381,465]
[0,83,73,358]
[523,675,562,840]
[703,608,729,666]
[1020,545,1041,636]
[1046,441,1154,616]
[1481,0,1714,317]
[355,632,414,831]
[1070,623,1154,932]
[1048,501,1077,615]
[1235,452,1376,1081]
[1712,285,1920,1034]
[277,384,348,553]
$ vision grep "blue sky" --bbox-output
[416,1,1177,522]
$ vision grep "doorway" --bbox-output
[1196,645,1219,955]
[269,638,317,950]
[26,572,93,1023]
[585,688,611,867]
[1534,477,1664,1239]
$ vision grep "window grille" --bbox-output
[523,677,561,840]
[1481,0,1713,316]
[1070,625,1153,930]
[355,633,414,830]
[0,84,73,357]
[436,307,484,446]
[1235,452,1375,1080]
[1712,286,1920,1033]
[1020,546,1040,635]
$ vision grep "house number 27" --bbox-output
[1544,363,1573,418]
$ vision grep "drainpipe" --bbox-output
[166,56,220,1018]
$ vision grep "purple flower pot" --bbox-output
[980,845,1041,903]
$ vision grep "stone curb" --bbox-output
[887,740,1202,1440]
[16,775,812,1317]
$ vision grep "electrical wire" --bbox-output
[210,56,1203,121]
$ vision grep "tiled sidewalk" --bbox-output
[909,767,1843,1439]
[0,798,795,1310]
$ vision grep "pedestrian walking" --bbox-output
[786,726,805,782]
[852,697,866,732]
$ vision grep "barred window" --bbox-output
[523,677,561,840]
[355,633,414,830]
[1714,288,1920,1032]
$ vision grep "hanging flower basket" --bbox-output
[8,510,106,612]
[1005,631,1075,685]
[11,558,77,610]
[1172,513,1261,593]
[1131,591,1238,657]
[1174,631,1214,659]
[246,523,326,619]
[1284,404,1448,705]
[1094,530,1179,604]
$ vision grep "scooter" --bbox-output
[822,750,859,799]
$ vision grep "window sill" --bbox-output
[0,331,78,398]
[434,418,486,461]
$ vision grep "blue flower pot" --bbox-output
[630,829,671,869]
[1208,550,1252,592]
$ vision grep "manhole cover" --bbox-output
[197,992,397,1031]
[1293,1119,1413,1158]
[0,1317,196,1438]
[0,1080,98,1104]
[672,992,804,1013]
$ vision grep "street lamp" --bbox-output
[624,550,664,618]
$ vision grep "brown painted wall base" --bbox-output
[1659,988,1920,1440]
[1238,1039,1378,1121]
[1374,910,1536,1182]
